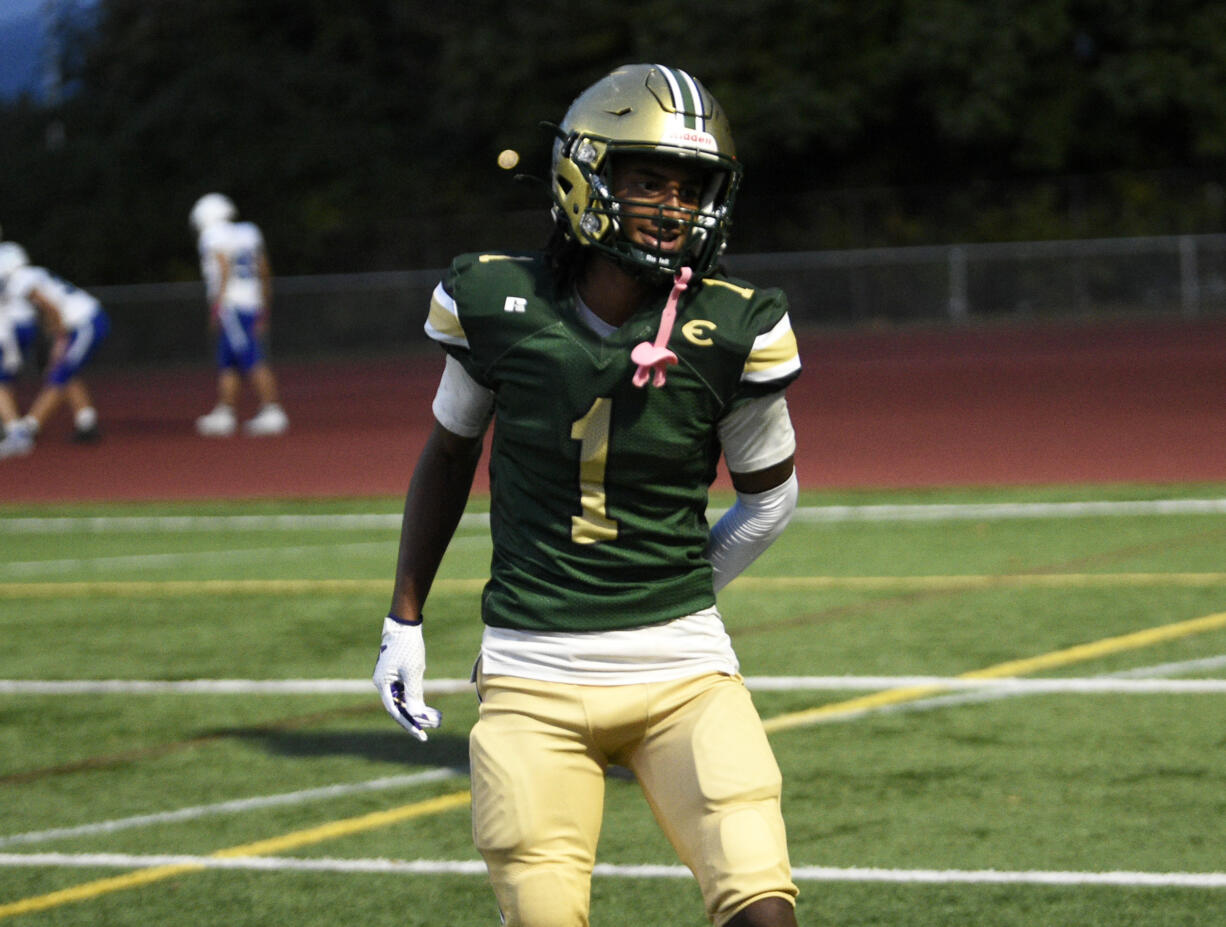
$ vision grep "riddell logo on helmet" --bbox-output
[661,128,718,151]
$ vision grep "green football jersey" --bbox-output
[425,252,801,632]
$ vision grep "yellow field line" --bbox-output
[762,609,1226,733]
[0,790,471,920]
[0,578,486,598]
[5,606,1226,917]
[3,573,1226,598]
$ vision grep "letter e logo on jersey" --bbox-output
[503,296,527,314]
[682,319,717,346]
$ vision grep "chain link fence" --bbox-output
[88,233,1226,366]
[725,232,1226,326]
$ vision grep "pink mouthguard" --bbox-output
[631,266,692,388]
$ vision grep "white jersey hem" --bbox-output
[478,606,740,686]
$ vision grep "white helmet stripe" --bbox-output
[653,65,706,133]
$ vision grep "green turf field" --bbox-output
[2,485,1226,925]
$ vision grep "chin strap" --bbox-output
[631,266,692,388]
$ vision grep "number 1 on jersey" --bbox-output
[570,398,618,544]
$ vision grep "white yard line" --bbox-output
[0,678,471,695]
[0,768,468,849]
[3,673,1225,697]
[790,498,1226,522]
[0,542,394,577]
[1107,654,1226,677]
[0,513,481,534]
[4,498,1226,538]
[764,656,1226,725]
[5,497,1222,576]
[3,658,1222,887]
[0,535,490,579]
[0,853,1221,888]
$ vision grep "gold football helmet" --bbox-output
[550,64,742,277]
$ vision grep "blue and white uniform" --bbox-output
[0,289,37,383]
[198,220,268,373]
[3,266,109,385]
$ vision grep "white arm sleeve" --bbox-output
[431,354,494,438]
[706,469,799,593]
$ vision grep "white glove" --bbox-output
[372,615,442,741]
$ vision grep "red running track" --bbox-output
[2,316,1225,503]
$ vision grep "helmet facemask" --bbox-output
[557,140,740,277]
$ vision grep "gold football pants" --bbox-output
[469,671,797,926]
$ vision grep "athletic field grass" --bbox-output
[2,485,1225,925]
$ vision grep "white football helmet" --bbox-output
[0,241,29,279]
[190,193,237,232]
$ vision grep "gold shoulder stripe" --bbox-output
[743,316,800,383]
[744,326,799,374]
[703,278,755,299]
[424,285,467,347]
[478,254,534,263]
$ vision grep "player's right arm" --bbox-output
[373,420,483,739]
[210,251,231,327]
[387,420,484,623]
[256,249,271,329]
[374,348,491,740]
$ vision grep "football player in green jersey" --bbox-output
[373,64,802,927]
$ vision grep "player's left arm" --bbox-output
[707,391,799,592]
[730,455,794,494]
[28,289,61,335]
[28,288,69,363]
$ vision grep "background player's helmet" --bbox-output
[0,241,29,280]
[189,193,237,232]
[550,63,743,278]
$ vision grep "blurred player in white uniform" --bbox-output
[190,193,288,437]
[0,244,40,435]
[0,242,110,458]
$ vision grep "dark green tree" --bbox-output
[1,0,1224,282]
